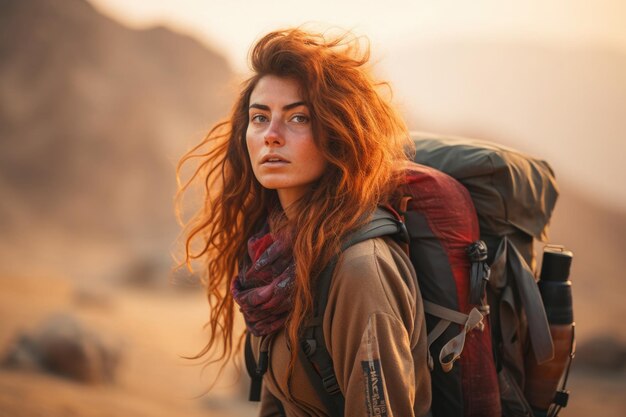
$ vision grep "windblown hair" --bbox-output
[177,28,412,377]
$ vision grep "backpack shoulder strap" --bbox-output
[244,332,264,401]
[345,208,409,248]
[316,208,406,317]
[299,208,405,417]
[245,332,287,416]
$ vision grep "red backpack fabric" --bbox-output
[399,163,500,417]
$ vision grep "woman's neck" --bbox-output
[277,189,306,219]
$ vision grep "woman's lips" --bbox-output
[262,160,289,167]
[261,154,290,164]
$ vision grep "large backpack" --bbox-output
[410,133,568,417]
[246,133,569,417]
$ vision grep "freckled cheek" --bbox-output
[304,146,328,179]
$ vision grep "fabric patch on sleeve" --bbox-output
[361,359,388,417]
[358,316,390,417]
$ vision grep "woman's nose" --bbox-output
[264,120,284,146]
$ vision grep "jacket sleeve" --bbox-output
[258,383,285,417]
[324,238,431,417]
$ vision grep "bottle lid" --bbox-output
[540,246,573,282]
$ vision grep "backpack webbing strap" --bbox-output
[245,333,273,402]
[424,300,486,373]
[314,208,405,335]
[491,237,554,364]
[299,337,345,416]
[298,208,405,417]
[244,332,263,401]
[438,308,485,372]
[244,332,289,415]
[424,300,474,325]
[344,209,409,247]
[301,259,345,417]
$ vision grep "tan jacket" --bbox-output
[251,237,432,417]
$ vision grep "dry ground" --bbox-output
[0,274,257,417]
[0,274,624,417]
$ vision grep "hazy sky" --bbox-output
[86,0,626,210]
[89,0,626,71]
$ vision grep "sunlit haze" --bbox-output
[88,0,626,71]
[1,3,626,415]
[86,0,626,210]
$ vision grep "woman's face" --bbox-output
[246,75,328,211]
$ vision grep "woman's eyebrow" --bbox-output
[283,101,306,111]
[249,101,307,111]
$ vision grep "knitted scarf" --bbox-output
[231,224,295,337]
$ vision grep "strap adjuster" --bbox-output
[322,374,341,395]
[302,339,317,356]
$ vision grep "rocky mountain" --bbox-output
[0,0,234,275]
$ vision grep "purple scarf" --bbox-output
[231,225,295,337]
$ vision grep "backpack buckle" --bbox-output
[467,240,490,305]
[467,240,488,262]
[302,339,317,356]
[322,374,341,395]
[379,204,410,244]
[397,219,410,244]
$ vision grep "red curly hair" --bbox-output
[177,28,412,377]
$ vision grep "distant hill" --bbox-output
[0,0,234,274]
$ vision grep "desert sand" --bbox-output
[1,271,625,417]
[0,274,258,417]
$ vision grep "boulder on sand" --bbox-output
[574,334,626,373]
[2,313,122,383]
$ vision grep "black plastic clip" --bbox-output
[466,240,488,262]
[397,220,410,244]
[322,374,341,395]
[302,339,317,356]
[554,390,570,408]
[467,240,490,305]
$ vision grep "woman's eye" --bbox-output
[250,114,268,123]
[291,114,309,123]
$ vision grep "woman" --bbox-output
[178,28,431,416]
